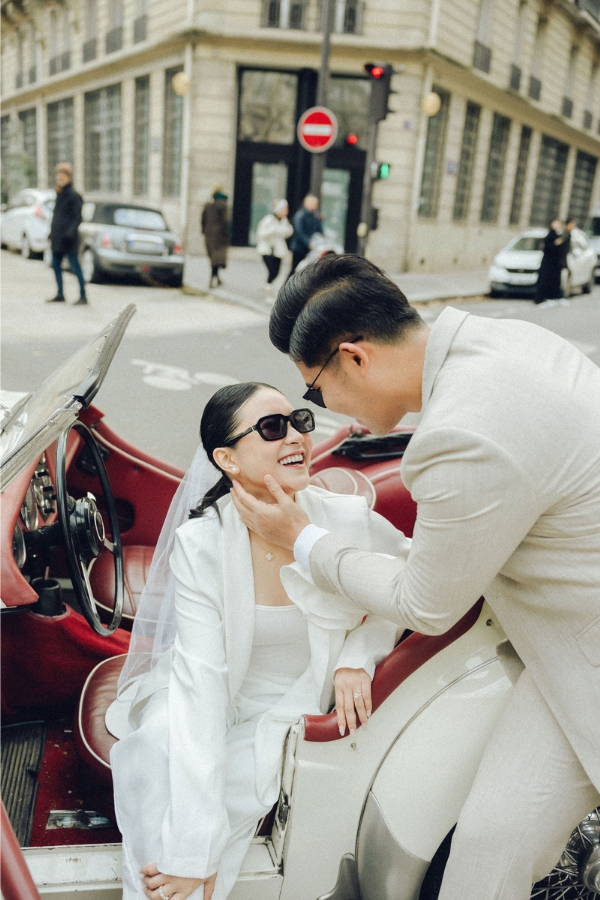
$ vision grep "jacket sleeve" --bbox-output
[158,526,231,879]
[62,191,82,243]
[309,428,540,635]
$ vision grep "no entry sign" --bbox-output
[297,107,338,153]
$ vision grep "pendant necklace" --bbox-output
[252,534,276,561]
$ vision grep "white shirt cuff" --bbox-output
[293,524,330,571]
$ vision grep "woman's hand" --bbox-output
[333,667,372,736]
[141,863,217,900]
[230,476,309,550]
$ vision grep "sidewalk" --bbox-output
[184,250,490,313]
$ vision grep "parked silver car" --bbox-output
[77,200,184,286]
[0,188,55,258]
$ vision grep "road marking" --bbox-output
[132,359,239,391]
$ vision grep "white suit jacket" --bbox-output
[120,487,407,878]
[308,307,600,790]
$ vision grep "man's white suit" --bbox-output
[304,307,600,897]
[110,487,407,900]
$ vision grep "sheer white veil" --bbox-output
[117,444,220,696]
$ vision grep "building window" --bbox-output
[562,44,578,119]
[418,87,450,219]
[530,135,569,226]
[453,101,481,221]
[481,113,510,223]
[528,16,546,101]
[568,150,597,224]
[473,0,494,72]
[261,0,308,29]
[16,29,24,89]
[509,0,527,91]
[238,69,298,144]
[334,0,363,34]
[1,116,10,203]
[583,62,597,130]
[106,0,123,53]
[18,108,37,187]
[83,0,97,62]
[47,98,74,183]
[28,21,37,83]
[134,0,148,43]
[84,85,121,192]
[509,125,532,225]
[49,7,71,75]
[134,76,150,195]
[163,67,183,197]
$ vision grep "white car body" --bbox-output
[488,227,596,297]
[0,188,55,258]
[584,208,600,279]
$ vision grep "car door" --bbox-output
[2,192,26,247]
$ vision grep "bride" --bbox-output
[109,382,411,900]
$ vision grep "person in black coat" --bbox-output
[288,194,324,278]
[47,162,87,305]
[534,219,565,306]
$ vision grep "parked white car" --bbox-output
[0,188,55,258]
[488,227,596,298]
[584,207,600,280]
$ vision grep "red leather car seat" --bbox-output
[89,546,154,631]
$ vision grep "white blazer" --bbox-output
[308,307,600,791]
[115,487,407,878]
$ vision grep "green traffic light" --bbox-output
[379,163,390,179]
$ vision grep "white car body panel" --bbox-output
[488,227,596,294]
[0,189,55,254]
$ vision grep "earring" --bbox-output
[231,467,238,473]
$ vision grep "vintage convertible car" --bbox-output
[1,306,599,900]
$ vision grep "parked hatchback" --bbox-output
[78,201,184,286]
[0,188,55,258]
[488,227,596,298]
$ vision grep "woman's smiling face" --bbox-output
[214,387,313,501]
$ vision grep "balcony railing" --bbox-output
[509,64,521,91]
[133,14,147,42]
[473,40,491,73]
[106,25,123,53]
[528,76,541,100]
[83,37,97,62]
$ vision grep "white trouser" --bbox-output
[112,690,272,900]
[439,667,600,900]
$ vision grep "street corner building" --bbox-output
[2,0,600,274]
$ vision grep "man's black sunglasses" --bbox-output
[303,336,363,409]
[224,408,315,445]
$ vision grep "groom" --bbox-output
[231,253,600,899]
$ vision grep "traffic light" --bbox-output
[345,132,359,146]
[364,62,396,122]
[370,161,391,180]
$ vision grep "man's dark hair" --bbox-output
[269,254,423,367]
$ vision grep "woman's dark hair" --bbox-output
[269,253,423,368]
[189,382,278,518]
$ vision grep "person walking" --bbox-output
[231,253,600,900]
[201,186,230,289]
[534,219,565,307]
[46,162,87,305]
[255,199,293,299]
[288,194,323,279]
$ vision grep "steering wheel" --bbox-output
[56,422,124,635]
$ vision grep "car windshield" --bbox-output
[585,217,600,237]
[0,306,135,470]
[510,236,544,252]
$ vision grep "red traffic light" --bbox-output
[364,63,385,78]
[346,133,359,145]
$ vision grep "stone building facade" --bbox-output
[2,0,600,272]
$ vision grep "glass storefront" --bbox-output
[249,161,289,245]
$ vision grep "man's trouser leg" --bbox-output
[66,251,87,298]
[438,668,599,900]
[51,252,64,297]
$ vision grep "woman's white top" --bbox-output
[255,214,294,258]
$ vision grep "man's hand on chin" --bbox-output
[230,476,309,550]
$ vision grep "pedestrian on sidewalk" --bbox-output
[534,219,565,307]
[255,199,293,299]
[202,186,230,289]
[46,162,87,305]
[288,194,323,279]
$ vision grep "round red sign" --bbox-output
[297,107,338,153]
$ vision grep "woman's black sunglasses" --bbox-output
[224,408,315,445]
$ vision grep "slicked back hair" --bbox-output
[269,254,423,368]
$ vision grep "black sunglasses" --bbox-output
[224,408,315,445]
[303,336,363,409]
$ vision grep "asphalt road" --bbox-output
[2,249,599,470]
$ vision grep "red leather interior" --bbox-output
[1,802,41,900]
[309,467,376,508]
[304,600,484,742]
[73,655,125,787]
[90,545,154,628]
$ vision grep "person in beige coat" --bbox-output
[231,254,600,900]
